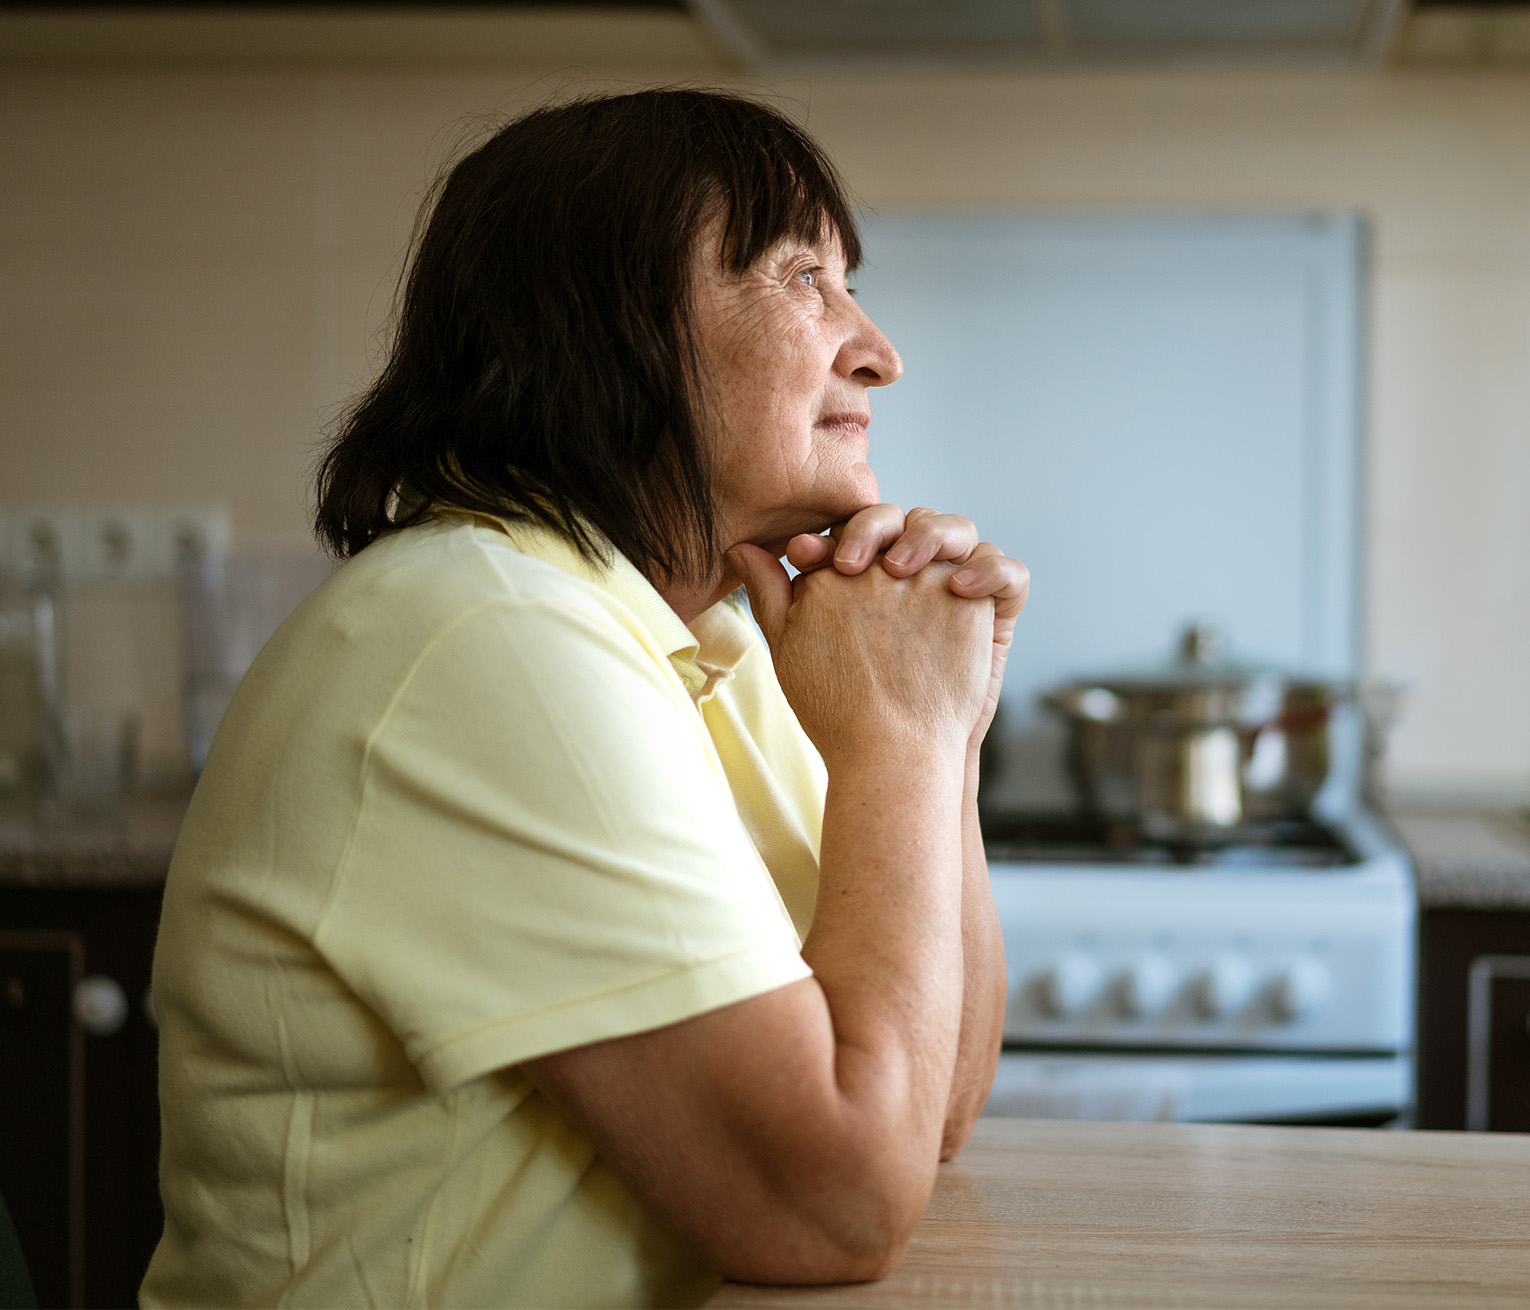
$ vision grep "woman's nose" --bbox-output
[838,302,903,388]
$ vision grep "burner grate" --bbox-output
[981,813,1358,869]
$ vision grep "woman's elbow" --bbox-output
[706,1162,928,1287]
[710,1222,913,1288]
[940,1108,981,1161]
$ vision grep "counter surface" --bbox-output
[0,793,188,887]
[6,797,1527,905]
[1392,808,1530,910]
[708,1117,1530,1309]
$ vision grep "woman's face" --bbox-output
[691,219,903,560]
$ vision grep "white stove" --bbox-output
[983,809,1416,1124]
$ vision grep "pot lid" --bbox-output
[1077,618,1282,687]
[1046,619,1344,724]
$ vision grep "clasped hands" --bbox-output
[727,505,1030,758]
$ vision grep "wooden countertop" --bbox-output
[708,1118,1530,1309]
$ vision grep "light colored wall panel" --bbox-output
[0,73,320,545]
[1369,261,1530,790]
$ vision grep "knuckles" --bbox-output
[791,557,993,646]
[795,555,959,600]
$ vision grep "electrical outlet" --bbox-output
[153,506,232,575]
[9,509,76,585]
[79,509,145,583]
[0,506,232,585]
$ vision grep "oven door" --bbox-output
[984,1050,1411,1125]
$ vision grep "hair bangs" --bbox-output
[708,108,863,277]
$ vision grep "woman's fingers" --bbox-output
[783,511,1015,623]
[948,542,1031,621]
[879,507,980,577]
[783,532,835,573]
[727,544,793,646]
[829,503,907,572]
[784,504,905,575]
[791,505,985,578]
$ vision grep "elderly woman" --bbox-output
[143,90,1028,1308]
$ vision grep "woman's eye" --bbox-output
[795,268,818,287]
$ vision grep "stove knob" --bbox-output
[1038,954,1102,1019]
[1117,956,1178,1020]
[73,975,128,1037]
[1272,958,1331,1023]
[1196,956,1257,1020]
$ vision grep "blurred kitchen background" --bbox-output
[2,0,1529,806]
[4,2,1530,1306]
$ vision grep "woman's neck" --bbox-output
[656,566,740,625]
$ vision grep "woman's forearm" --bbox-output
[940,753,1007,1158]
[794,726,969,1249]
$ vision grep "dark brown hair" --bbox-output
[313,88,862,580]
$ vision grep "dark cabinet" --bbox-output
[0,933,81,1307]
[0,886,164,1309]
[1417,907,1530,1132]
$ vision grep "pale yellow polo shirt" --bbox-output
[142,512,826,1309]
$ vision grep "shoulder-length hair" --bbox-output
[313,88,862,581]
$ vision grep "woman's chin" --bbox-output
[808,463,881,525]
[830,482,883,528]
[734,473,883,557]
[846,464,881,512]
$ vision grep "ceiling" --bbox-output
[0,0,1525,67]
[687,0,1492,67]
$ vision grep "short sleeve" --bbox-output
[313,595,812,1095]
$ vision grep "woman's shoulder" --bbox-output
[251,515,688,734]
[210,518,645,773]
[171,513,696,920]
[333,513,615,621]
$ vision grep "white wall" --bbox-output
[1,16,1527,801]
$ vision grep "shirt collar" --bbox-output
[686,595,758,703]
[467,512,757,702]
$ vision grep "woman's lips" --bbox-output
[815,412,870,440]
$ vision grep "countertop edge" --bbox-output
[1388,808,1530,912]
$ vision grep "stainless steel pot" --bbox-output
[1043,620,1350,841]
